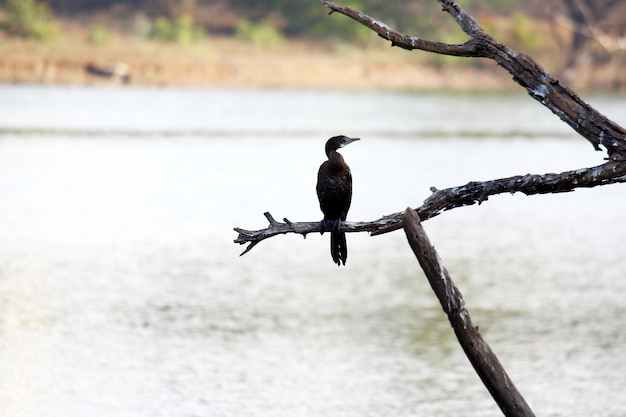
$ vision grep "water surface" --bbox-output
[0,86,625,417]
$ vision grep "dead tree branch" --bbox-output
[234,0,626,253]
[234,161,626,254]
[402,208,535,417]
[234,3,626,414]
[321,0,626,161]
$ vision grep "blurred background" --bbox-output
[1,1,626,417]
[0,0,625,91]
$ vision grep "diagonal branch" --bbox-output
[374,159,626,235]
[234,1,626,255]
[321,1,481,57]
[402,208,535,417]
[234,160,626,254]
[321,0,626,160]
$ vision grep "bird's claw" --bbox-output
[319,219,341,234]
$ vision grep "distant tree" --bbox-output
[2,0,60,40]
[235,18,284,45]
[149,13,203,43]
[45,0,139,13]
[545,0,626,78]
[87,23,110,45]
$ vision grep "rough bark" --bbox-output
[233,2,626,414]
[321,0,626,160]
[234,1,626,253]
[234,162,626,253]
[402,208,535,417]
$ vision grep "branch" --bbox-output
[234,211,398,256]
[234,160,626,254]
[402,208,535,417]
[234,2,626,255]
[376,159,626,235]
[234,212,319,256]
[321,0,626,160]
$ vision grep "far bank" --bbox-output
[0,34,623,93]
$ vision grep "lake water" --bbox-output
[0,85,625,417]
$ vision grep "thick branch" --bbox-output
[402,208,535,417]
[375,160,626,235]
[235,2,626,255]
[234,161,626,253]
[321,0,626,160]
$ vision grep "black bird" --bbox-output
[316,135,360,266]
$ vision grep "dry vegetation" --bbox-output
[0,11,623,92]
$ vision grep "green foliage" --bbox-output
[413,13,467,45]
[151,16,174,40]
[235,18,284,45]
[173,14,204,44]
[149,14,204,44]
[132,13,152,38]
[87,24,110,46]
[512,12,543,49]
[284,0,369,41]
[3,0,60,41]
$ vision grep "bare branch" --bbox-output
[234,211,397,256]
[321,0,626,160]
[234,2,626,255]
[322,1,480,56]
[402,208,536,417]
[234,161,626,254]
[234,212,317,256]
[375,160,626,235]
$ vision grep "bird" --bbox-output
[316,135,360,266]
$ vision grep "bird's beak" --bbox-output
[342,137,360,147]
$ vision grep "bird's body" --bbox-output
[316,135,359,266]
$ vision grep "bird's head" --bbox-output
[325,135,360,156]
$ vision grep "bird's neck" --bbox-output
[327,150,344,164]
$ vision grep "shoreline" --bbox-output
[0,35,621,93]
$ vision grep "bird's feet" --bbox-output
[319,219,341,234]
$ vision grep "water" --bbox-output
[0,86,625,417]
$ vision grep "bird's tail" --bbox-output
[330,231,347,266]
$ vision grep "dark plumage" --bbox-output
[316,135,360,266]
